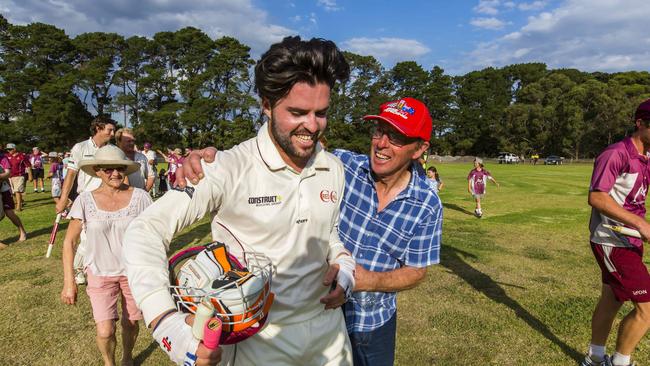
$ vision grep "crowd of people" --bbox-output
[0,35,645,366]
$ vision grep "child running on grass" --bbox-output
[467,157,499,218]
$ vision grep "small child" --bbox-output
[467,157,499,218]
[158,168,168,193]
[426,166,444,194]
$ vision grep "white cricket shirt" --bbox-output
[67,137,103,193]
[123,123,347,326]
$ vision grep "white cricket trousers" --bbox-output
[221,308,352,366]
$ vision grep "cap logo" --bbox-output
[384,100,415,120]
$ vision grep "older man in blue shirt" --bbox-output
[178,96,442,366]
[333,97,442,365]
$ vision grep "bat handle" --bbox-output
[202,317,222,350]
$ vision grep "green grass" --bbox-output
[0,163,648,365]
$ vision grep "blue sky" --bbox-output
[2,0,649,75]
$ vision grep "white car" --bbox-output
[497,152,520,164]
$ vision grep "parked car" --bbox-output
[497,152,520,164]
[544,155,564,165]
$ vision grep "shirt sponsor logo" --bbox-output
[162,336,172,351]
[632,289,648,296]
[296,218,308,224]
[631,185,647,206]
[320,190,338,203]
[248,195,282,207]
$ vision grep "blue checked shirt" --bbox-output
[334,149,442,333]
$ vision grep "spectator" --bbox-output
[426,166,445,194]
[6,143,31,211]
[0,148,27,248]
[157,168,168,194]
[29,147,45,193]
[115,128,154,192]
[62,151,72,179]
[56,116,117,286]
[47,153,64,206]
[141,142,158,197]
[60,145,151,366]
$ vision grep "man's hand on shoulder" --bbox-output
[176,147,217,188]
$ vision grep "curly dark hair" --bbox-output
[255,36,350,107]
[90,115,117,136]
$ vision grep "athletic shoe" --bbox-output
[604,355,636,366]
[74,269,86,285]
[580,354,608,366]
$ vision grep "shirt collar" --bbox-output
[89,136,99,149]
[256,122,329,174]
[623,136,648,161]
[361,158,428,202]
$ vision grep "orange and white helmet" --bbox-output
[169,241,274,344]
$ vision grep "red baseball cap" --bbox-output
[363,97,432,141]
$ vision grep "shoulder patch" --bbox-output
[172,186,195,198]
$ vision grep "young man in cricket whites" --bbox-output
[56,116,116,285]
[180,97,443,366]
[122,36,355,366]
[582,98,650,366]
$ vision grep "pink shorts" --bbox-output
[86,270,143,323]
[591,242,650,303]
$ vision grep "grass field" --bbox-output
[0,163,648,365]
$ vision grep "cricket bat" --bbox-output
[45,212,64,258]
[603,224,642,239]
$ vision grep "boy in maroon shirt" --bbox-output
[582,99,650,366]
[5,143,31,211]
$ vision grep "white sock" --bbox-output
[611,352,630,366]
[588,344,606,361]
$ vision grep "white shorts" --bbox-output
[221,309,352,366]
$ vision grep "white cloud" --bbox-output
[474,0,501,15]
[518,1,547,11]
[309,12,317,25]
[465,0,650,73]
[470,17,506,30]
[2,0,294,59]
[342,37,430,66]
[317,0,341,12]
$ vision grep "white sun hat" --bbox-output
[78,145,140,177]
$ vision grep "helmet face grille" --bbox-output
[168,242,275,344]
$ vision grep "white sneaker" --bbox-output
[74,269,86,285]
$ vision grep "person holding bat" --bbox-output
[60,145,151,366]
[582,99,650,366]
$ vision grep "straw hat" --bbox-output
[78,145,140,177]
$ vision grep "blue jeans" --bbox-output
[348,314,397,366]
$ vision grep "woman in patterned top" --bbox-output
[60,145,152,366]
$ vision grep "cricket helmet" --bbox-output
[168,241,275,344]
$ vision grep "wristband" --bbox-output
[334,255,356,299]
[152,312,200,366]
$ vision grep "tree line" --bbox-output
[1,15,649,158]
